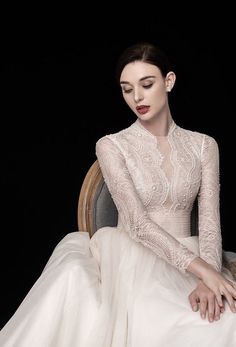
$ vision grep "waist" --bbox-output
[117,209,192,238]
[148,210,191,238]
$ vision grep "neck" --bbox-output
[138,112,173,137]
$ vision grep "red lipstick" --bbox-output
[136,105,150,115]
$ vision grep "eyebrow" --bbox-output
[120,75,156,85]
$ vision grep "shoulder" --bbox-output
[177,126,219,149]
[95,129,130,160]
[96,123,135,151]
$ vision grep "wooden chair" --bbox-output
[78,160,118,237]
[77,159,236,280]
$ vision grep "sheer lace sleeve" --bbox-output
[96,136,198,273]
[198,135,222,271]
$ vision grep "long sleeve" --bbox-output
[198,135,222,271]
[96,136,198,273]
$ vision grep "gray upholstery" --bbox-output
[190,199,199,236]
[92,181,118,234]
[92,180,199,236]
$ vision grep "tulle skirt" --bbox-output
[0,227,236,347]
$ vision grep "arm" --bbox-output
[96,136,198,273]
[198,135,222,272]
[186,136,236,315]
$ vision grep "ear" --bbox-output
[165,71,176,92]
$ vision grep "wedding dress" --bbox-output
[0,119,236,346]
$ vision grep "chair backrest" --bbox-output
[78,160,198,238]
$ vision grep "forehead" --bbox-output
[120,61,162,83]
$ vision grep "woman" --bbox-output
[1,42,236,346]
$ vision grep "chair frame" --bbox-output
[78,160,103,236]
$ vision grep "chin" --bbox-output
[137,114,154,122]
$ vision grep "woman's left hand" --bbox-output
[188,280,224,322]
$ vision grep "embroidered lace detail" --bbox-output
[198,135,222,271]
[95,121,222,273]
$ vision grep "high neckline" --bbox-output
[133,118,177,140]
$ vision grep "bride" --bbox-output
[1,42,236,346]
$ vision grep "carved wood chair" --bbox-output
[77,159,236,280]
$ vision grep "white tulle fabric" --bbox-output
[0,119,235,346]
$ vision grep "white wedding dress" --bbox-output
[1,119,236,346]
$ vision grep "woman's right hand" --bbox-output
[187,257,236,313]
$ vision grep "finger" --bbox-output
[226,280,236,300]
[220,299,225,313]
[214,299,221,321]
[189,293,199,312]
[199,298,207,320]
[222,289,236,313]
[207,294,215,323]
[215,291,223,308]
[228,279,236,291]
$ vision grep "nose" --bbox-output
[134,88,144,103]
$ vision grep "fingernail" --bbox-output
[209,317,213,322]
[193,305,197,311]
[201,314,205,319]
[215,316,219,320]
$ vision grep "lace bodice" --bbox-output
[96,119,222,273]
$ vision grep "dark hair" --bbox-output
[116,42,172,83]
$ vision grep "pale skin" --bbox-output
[120,60,236,322]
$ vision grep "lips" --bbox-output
[136,105,150,115]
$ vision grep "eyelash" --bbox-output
[143,84,153,89]
[123,84,153,94]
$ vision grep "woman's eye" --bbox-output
[143,84,153,89]
[123,89,133,94]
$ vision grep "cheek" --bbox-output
[151,89,166,106]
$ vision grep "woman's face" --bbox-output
[120,61,174,122]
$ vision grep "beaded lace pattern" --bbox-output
[96,119,222,273]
